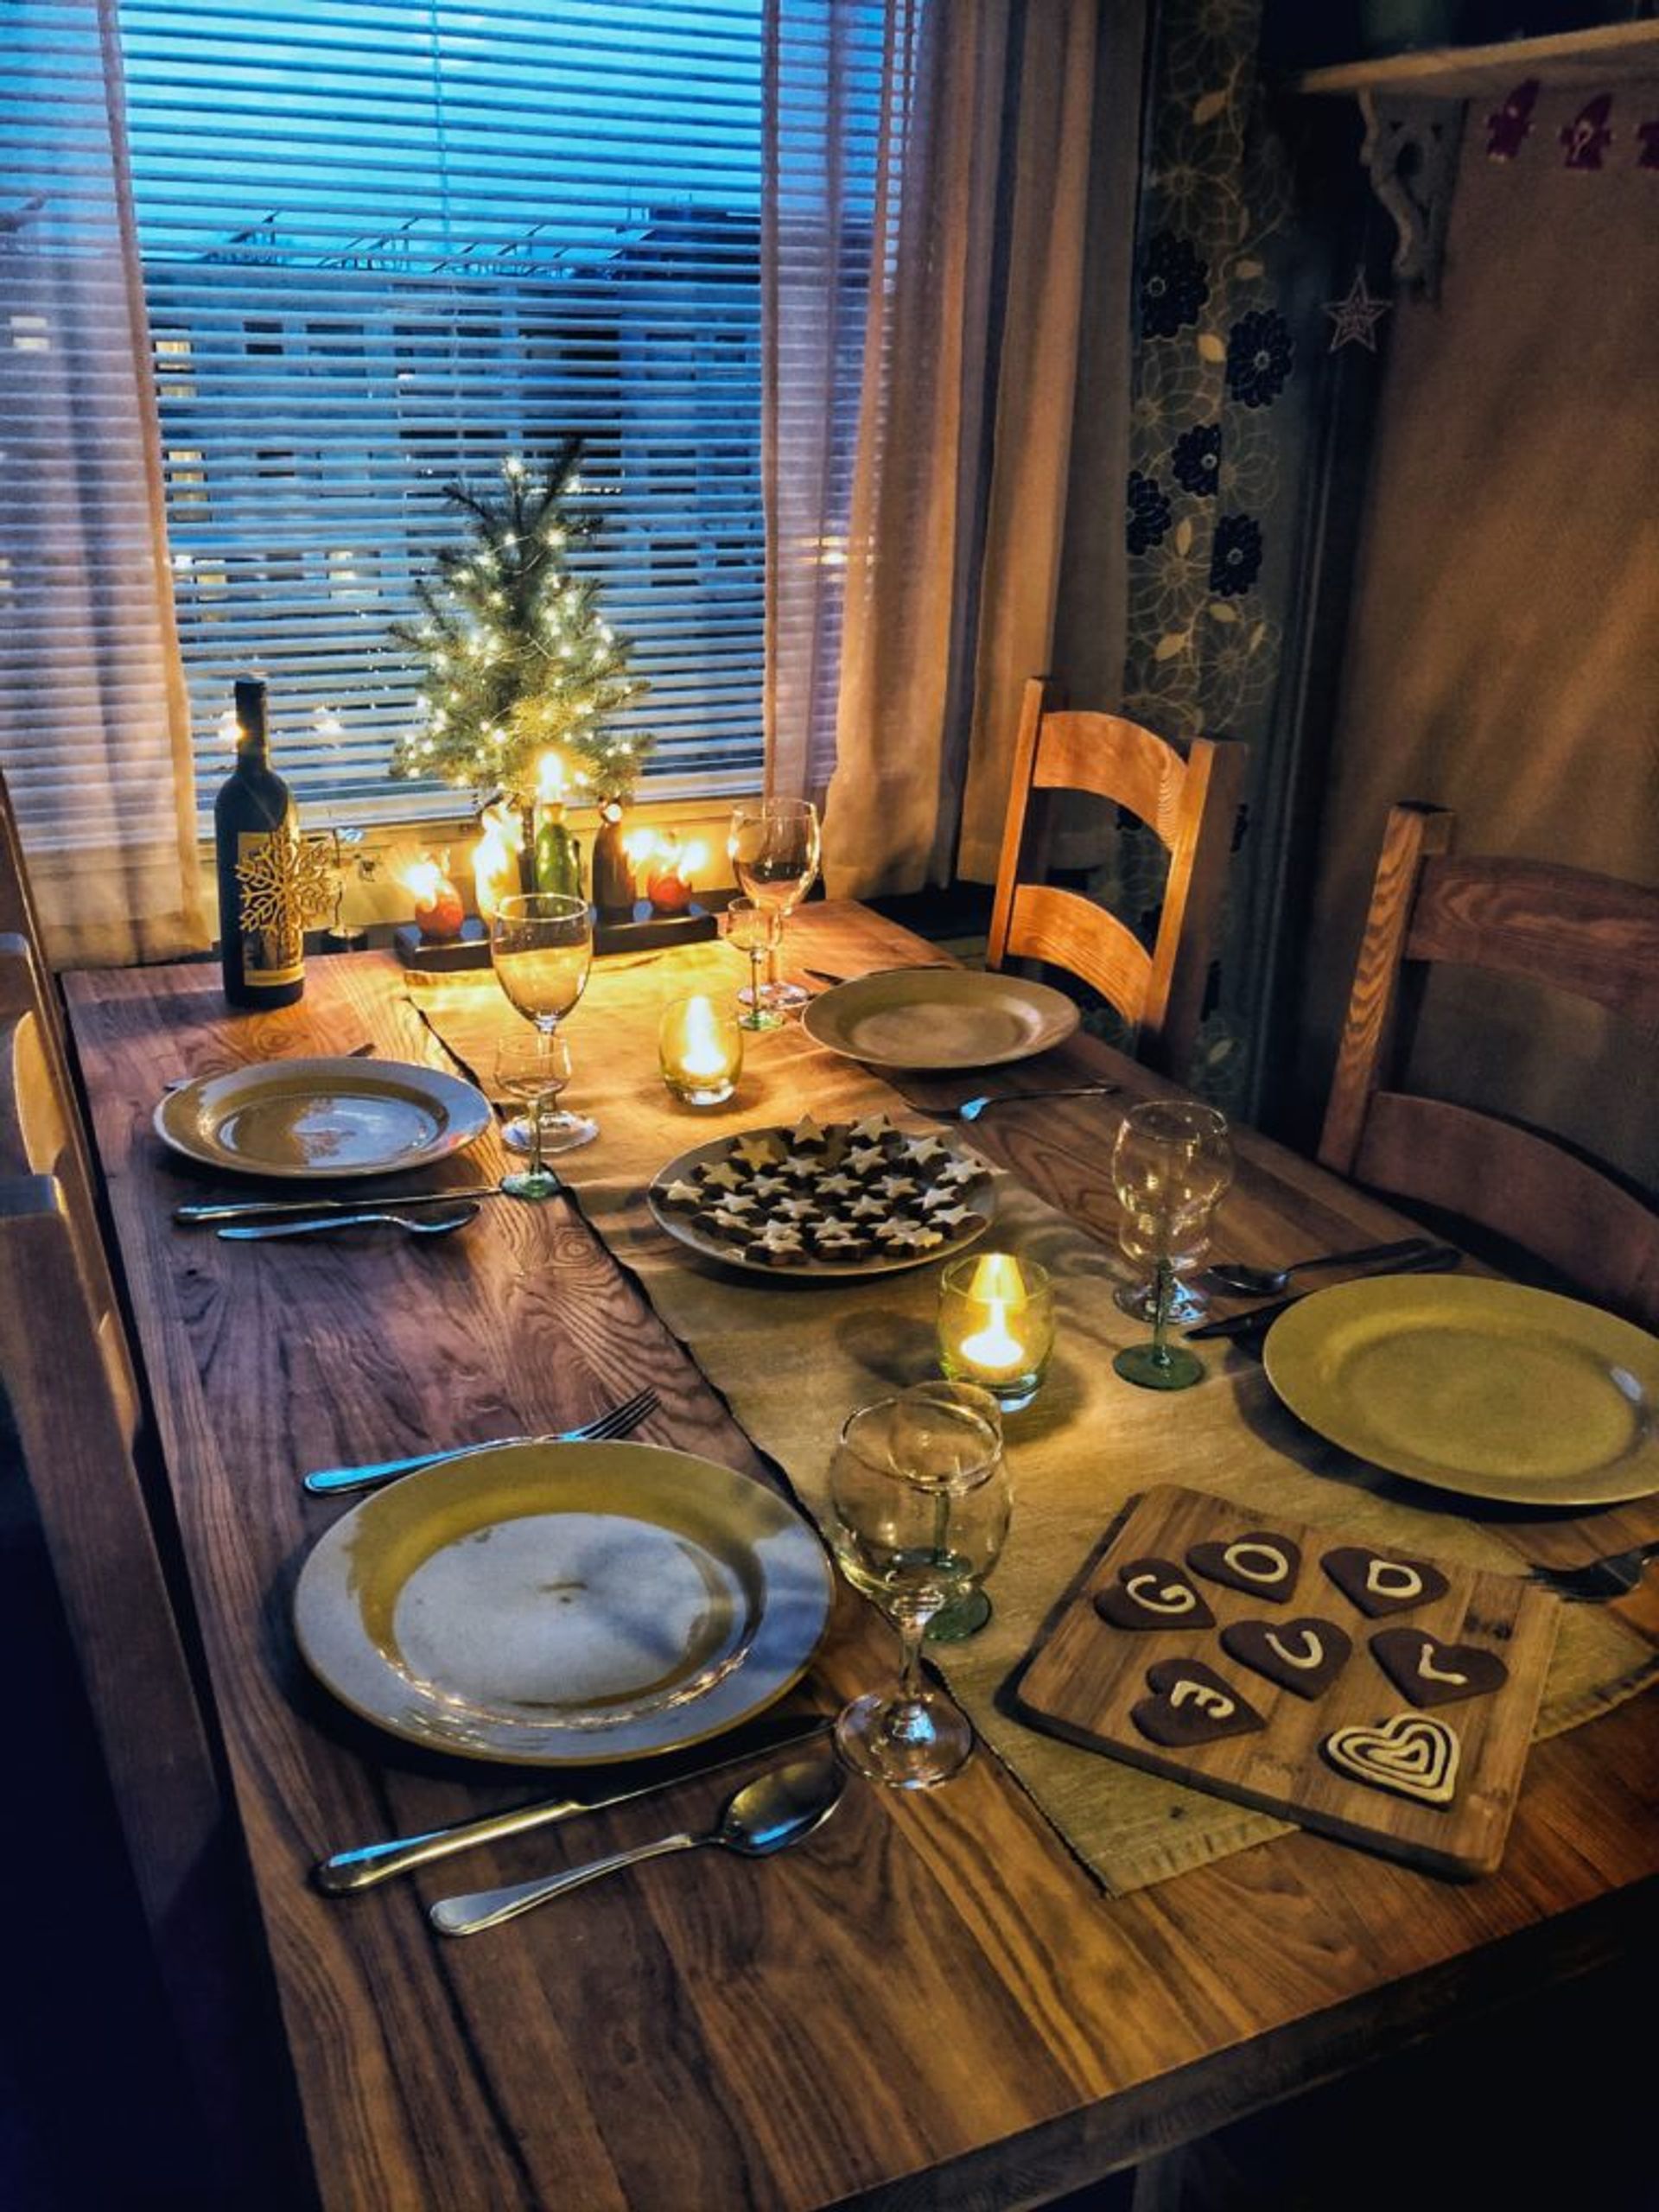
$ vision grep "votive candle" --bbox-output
[938,1252,1055,1411]
[658,993,742,1106]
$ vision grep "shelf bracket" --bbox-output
[1356,90,1464,300]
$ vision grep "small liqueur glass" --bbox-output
[827,1384,1011,1787]
[1109,1100,1232,1390]
[721,898,785,1032]
[727,797,821,1014]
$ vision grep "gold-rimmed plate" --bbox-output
[802,969,1079,1070]
[1262,1274,1659,1507]
[156,1057,493,1180]
[293,1440,833,1764]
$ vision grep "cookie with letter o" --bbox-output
[1320,1543,1448,1618]
[1093,1557,1215,1632]
[1187,1531,1301,1602]
[1132,1659,1266,1748]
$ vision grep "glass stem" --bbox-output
[1150,1257,1174,1369]
[749,944,766,1011]
[528,1021,556,1179]
[893,1604,932,1709]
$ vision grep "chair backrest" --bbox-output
[1318,803,1659,1329]
[0,763,47,957]
[0,949,140,1443]
[985,677,1249,1081]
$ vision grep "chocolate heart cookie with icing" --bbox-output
[1093,1557,1216,1632]
[1131,1658,1266,1748]
[1322,1713,1460,1807]
[1369,1626,1509,1710]
[1187,1531,1301,1602]
[1220,1615,1351,1700]
[1321,1543,1448,1618]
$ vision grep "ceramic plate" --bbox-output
[1263,1274,1659,1506]
[802,969,1079,1070]
[293,1440,833,1764]
[647,1116,995,1279]
[155,1057,493,1179]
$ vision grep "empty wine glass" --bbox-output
[489,892,596,1196]
[1109,1100,1232,1391]
[827,1384,1011,1788]
[721,897,785,1032]
[727,797,821,1014]
[1113,1098,1232,1325]
[494,1026,578,1163]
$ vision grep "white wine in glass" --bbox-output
[727,798,821,1014]
[489,893,596,1194]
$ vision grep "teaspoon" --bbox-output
[1203,1235,1441,1300]
[429,1754,846,1936]
[217,1202,480,1243]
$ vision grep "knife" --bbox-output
[1184,1243,1463,1340]
[311,1713,833,1895]
[175,1183,503,1224]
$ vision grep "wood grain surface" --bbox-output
[60,901,1659,2212]
[1015,1485,1559,1878]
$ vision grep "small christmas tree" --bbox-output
[387,440,652,815]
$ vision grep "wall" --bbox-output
[1292,66,1659,1190]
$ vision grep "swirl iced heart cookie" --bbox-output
[1322,1713,1460,1807]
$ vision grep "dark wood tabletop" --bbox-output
[64,900,1659,2212]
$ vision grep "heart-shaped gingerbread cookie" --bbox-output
[1370,1626,1509,1709]
[1187,1531,1301,1602]
[1219,1616,1351,1700]
[1322,1713,1460,1806]
[1131,1658,1265,1748]
[1093,1557,1216,1632]
[1321,1543,1448,1618]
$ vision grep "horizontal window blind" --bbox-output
[110,0,772,819]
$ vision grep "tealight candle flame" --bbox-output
[472,801,523,923]
[959,1302,1028,1379]
[401,859,446,906]
[536,751,567,805]
[677,995,728,1079]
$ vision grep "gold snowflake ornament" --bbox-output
[235,832,340,943]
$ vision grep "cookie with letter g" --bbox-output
[1093,1558,1216,1632]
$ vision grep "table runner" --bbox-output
[411,952,1659,1895]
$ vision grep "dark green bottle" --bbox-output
[213,676,304,1008]
[534,798,583,899]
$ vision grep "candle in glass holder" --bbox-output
[937,1252,1055,1411]
[658,993,742,1105]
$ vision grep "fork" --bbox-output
[302,1386,659,1496]
[1526,1541,1659,1602]
[920,1084,1120,1123]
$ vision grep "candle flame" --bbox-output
[536,751,567,804]
[399,858,448,905]
[472,801,523,923]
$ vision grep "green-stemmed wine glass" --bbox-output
[489,892,595,1197]
[1109,1100,1232,1391]
[722,897,785,1032]
[826,1384,1011,1788]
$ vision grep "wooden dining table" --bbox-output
[64,899,1659,2212]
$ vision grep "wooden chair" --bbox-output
[0,762,46,956]
[1319,803,1659,1329]
[986,677,1249,1081]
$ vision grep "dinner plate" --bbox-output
[647,1117,996,1279]
[1262,1274,1659,1507]
[802,968,1079,1070]
[293,1440,833,1764]
[155,1057,493,1180]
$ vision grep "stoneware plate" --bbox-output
[802,968,1079,1070]
[293,1440,834,1764]
[155,1057,493,1180]
[1263,1274,1659,1507]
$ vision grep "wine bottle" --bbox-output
[591,798,636,922]
[214,675,305,1008]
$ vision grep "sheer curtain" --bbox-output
[763,0,1146,898]
[0,0,205,966]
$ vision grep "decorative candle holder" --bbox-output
[937,1252,1055,1412]
[658,993,742,1106]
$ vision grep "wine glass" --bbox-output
[493,1025,577,1161]
[489,892,595,1196]
[826,1384,1011,1788]
[727,798,821,1014]
[1109,1100,1233,1391]
[721,898,785,1032]
[1113,1098,1232,1325]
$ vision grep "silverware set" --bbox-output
[1526,1541,1659,1603]
[302,1385,659,1495]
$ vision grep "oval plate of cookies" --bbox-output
[648,1113,997,1277]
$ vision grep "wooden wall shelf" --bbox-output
[1297,20,1659,99]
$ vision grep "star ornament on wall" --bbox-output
[1323,270,1391,353]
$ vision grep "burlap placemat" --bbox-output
[412,957,1659,1894]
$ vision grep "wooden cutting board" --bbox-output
[1011,1484,1560,1878]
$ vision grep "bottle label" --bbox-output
[233,828,306,987]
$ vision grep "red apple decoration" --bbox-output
[646,867,692,915]
[416,877,466,942]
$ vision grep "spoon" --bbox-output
[217,1203,480,1243]
[429,1754,847,1936]
[931,1084,1120,1124]
[1202,1235,1442,1300]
